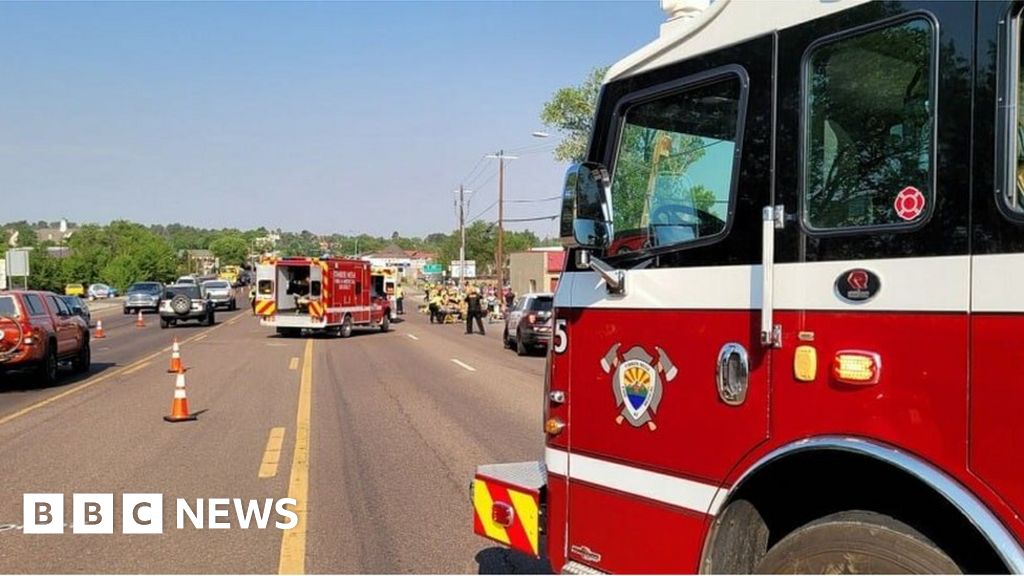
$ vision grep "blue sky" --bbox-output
[0,1,663,238]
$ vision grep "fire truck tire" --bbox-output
[380,314,389,332]
[754,510,960,574]
[340,315,353,338]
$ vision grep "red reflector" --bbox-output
[491,501,514,528]
[832,350,881,385]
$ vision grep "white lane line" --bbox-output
[451,358,477,372]
[407,334,419,341]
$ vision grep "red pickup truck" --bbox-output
[0,290,91,384]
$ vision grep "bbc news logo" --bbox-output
[23,494,298,534]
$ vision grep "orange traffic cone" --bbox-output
[135,310,146,328]
[94,320,106,339]
[167,338,184,374]
[164,372,196,422]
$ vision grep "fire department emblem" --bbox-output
[601,344,677,431]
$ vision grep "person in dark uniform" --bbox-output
[465,286,485,335]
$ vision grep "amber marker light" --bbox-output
[832,350,881,385]
[544,418,565,435]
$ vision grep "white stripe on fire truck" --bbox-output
[972,253,1024,312]
[545,448,723,516]
[558,255,983,313]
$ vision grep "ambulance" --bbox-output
[255,257,391,337]
[371,266,399,321]
[472,0,1024,573]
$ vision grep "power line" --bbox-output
[459,155,489,188]
[506,195,561,204]
[503,214,559,223]
[468,199,498,221]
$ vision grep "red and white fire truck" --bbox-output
[473,0,1024,572]
[256,257,391,337]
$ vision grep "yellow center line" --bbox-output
[0,312,237,428]
[288,357,299,371]
[258,427,287,479]
[279,338,313,574]
[193,334,208,342]
[121,360,152,376]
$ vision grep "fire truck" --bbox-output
[255,257,391,337]
[472,0,1024,573]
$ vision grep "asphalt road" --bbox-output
[0,291,549,573]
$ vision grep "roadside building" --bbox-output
[508,247,565,296]
[182,249,217,276]
[363,244,412,280]
[34,226,76,245]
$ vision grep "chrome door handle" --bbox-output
[717,343,750,406]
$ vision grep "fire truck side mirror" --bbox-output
[560,162,613,249]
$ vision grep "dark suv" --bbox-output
[503,293,554,356]
[0,290,91,384]
[158,284,215,328]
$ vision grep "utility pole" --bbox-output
[485,150,517,295]
[455,185,472,288]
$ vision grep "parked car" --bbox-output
[503,293,554,356]
[0,290,90,384]
[60,295,92,327]
[124,282,164,314]
[159,284,215,328]
[201,279,237,310]
[64,283,85,297]
[175,276,199,286]
[87,283,114,300]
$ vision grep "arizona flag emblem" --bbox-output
[601,344,677,431]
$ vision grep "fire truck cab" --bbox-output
[473,0,1024,573]
[256,257,391,337]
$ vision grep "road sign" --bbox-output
[6,249,29,277]
[450,260,476,278]
[423,263,443,275]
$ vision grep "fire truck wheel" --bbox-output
[340,315,353,338]
[380,315,389,332]
[755,510,960,574]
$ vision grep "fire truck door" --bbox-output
[561,36,773,573]
[969,0,1024,526]
[771,3,970,485]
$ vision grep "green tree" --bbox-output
[209,235,249,266]
[63,221,177,289]
[540,66,608,163]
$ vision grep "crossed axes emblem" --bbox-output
[601,343,677,431]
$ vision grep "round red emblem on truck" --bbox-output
[894,186,926,221]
